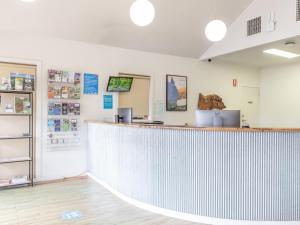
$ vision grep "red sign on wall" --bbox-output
[233,79,237,87]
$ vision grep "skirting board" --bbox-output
[87,173,300,225]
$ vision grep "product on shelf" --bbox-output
[24,74,35,91]
[10,73,35,91]
[10,175,28,185]
[5,104,13,113]
[0,179,10,187]
[15,97,31,114]
[0,77,11,90]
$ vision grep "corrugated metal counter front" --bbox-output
[87,121,300,222]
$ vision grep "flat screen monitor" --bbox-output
[107,76,133,92]
[117,108,132,123]
[195,110,240,128]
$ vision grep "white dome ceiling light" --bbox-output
[130,0,155,27]
[205,20,227,42]
[20,0,36,2]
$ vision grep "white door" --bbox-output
[240,87,260,128]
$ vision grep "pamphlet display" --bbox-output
[0,67,35,189]
[47,69,81,150]
[0,72,34,91]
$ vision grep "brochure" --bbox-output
[0,77,11,90]
[54,119,61,132]
[54,87,61,99]
[47,119,55,132]
[62,103,68,115]
[68,72,75,84]
[10,73,34,91]
[48,103,61,115]
[62,71,69,83]
[62,119,70,132]
[48,70,62,83]
[48,86,55,99]
[61,85,69,99]
[5,104,14,113]
[73,85,81,99]
[24,74,34,91]
[74,103,80,116]
[15,77,24,90]
[70,119,78,131]
[74,73,81,85]
[68,103,75,115]
[15,97,31,114]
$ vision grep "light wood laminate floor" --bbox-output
[0,178,208,225]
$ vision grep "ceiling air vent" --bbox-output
[297,0,300,21]
[247,17,261,36]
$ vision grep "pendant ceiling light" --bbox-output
[205,20,227,42]
[130,0,155,27]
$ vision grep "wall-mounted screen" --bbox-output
[107,76,133,92]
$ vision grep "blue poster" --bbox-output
[103,95,113,110]
[84,73,98,95]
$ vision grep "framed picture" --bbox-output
[166,75,187,111]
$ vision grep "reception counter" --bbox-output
[87,121,300,223]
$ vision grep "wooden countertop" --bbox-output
[86,121,300,133]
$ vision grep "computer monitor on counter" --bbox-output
[116,108,132,123]
[195,110,240,128]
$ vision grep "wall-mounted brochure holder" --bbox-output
[46,69,81,150]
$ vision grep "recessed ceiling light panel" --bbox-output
[263,49,300,59]
[130,0,155,27]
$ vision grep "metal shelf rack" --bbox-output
[0,90,34,189]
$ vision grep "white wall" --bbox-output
[0,33,259,181]
[201,0,300,59]
[260,62,300,128]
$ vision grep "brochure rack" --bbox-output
[0,90,34,189]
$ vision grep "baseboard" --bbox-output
[35,174,88,185]
[87,173,300,225]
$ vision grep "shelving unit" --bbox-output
[0,90,34,189]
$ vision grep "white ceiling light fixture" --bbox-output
[130,0,155,27]
[20,0,36,2]
[205,20,227,42]
[263,49,300,59]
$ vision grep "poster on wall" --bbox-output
[166,75,187,111]
[84,73,98,95]
[103,95,113,110]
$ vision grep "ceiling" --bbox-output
[0,0,253,58]
[215,36,300,68]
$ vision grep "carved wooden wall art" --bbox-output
[198,93,226,110]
